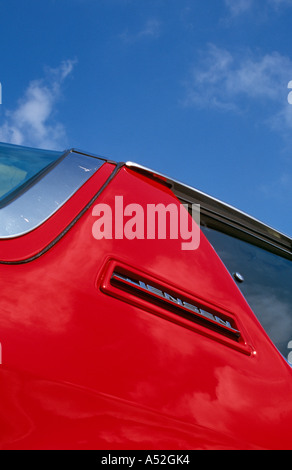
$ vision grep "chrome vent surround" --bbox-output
[100,260,254,355]
[111,270,240,340]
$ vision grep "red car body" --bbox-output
[0,144,292,450]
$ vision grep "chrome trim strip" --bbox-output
[125,161,292,255]
[70,148,117,165]
[0,162,122,264]
[0,151,104,238]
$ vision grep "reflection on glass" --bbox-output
[201,225,292,363]
[0,142,63,206]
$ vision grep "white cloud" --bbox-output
[0,59,77,150]
[120,18,161,43]
[225,0,292,15]
[184,45,292,128]
[269,0,292,6]
[138,18,160,39]
[224,0,253,16]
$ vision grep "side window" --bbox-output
[201,224,292,364]
[0,142,63,207]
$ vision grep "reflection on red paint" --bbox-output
[0,165,292,450]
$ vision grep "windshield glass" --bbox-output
[0,142,63,207]
[201,224,292,364]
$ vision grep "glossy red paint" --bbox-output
[0,162,116,263]
[0,164,292,449]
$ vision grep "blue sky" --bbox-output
[1,0,292,236]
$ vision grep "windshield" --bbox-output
[0,142,63,207]
[201,224,292,364]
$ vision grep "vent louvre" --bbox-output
[100,260,254,356]
[111,271,241,340]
